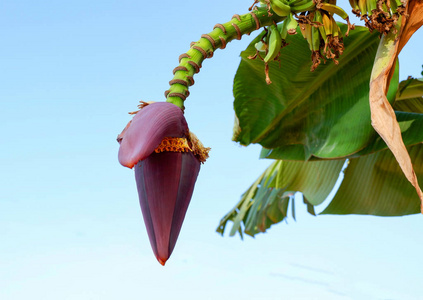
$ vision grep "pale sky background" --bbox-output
[1,1,422,299]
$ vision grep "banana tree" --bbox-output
[117,0,423,263]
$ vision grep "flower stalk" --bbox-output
[165,7,283,110]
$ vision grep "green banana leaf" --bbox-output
[217,159,345,238]
[396,78,423,101]
[350,78,423,156]
[233,24,399,161]
[219,78,423,237]
[263,77,423,159]
[216,162,287,238]
[219,143,422,236]
[394,77,423,112]
[321,78,423,215]
[347,111,423,157]
[394,97,423,113]
[321,144,422,215]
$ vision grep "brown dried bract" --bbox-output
[187,131,210,163]
[355,0,407,35]
[324,36,344,62]
[310,51,325,72]
[296,13,322,28]
[250,11,261,29]
[249,0,260,11]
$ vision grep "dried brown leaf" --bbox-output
[370,0,423,213]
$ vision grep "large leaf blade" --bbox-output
[263,77,423,160]
[274,159,345,206]
[233,24,396,159]
[217,159,344,237]
[348,111,423,157]
[322,144,423,216]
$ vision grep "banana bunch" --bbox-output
[251,0,357,78]
[298,2,353,71]
[253,12,299,59]
[267,0,316,16]
[349,0,406,34]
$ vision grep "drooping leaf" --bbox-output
[221,14,423,238]
[233,24,397,161]
[303,196,316,216]
[321,144,423,216]
[394,97,423,113]
[273,159,345,206]
[322,76,423,215]
[216,163,275,238]
[216,159,344,237]
[291,195,296,221]
[396,78,423,101]
[216,161,293,237]
[394,77,423,112]
[243,183,291,236]
[220,143,423,237]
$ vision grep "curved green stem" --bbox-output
[165,8,283,110]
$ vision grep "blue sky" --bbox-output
[1,0,422,299]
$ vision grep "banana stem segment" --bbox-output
[165,8,283,110]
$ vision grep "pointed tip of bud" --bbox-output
[157,257,167,266]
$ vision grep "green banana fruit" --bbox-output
[311,26,321,52]
[279,18,289,40]
[264,25,283,63]
[366,0,376,16]
[349,0,360,10]
[314,11,327,43]
[389,0,401,11]
[286,12,298,35]
[332,17,340,37]
[270,0,292,17]
[304,23,313,50]
[319,2,350,20]
[358,0,368,15]
[291,0,316,14]
[322,12,333,36]
[288,0,311,7]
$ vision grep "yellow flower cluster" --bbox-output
[154,137,191,153]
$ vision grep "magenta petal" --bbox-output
[134,151,200,265]
[169,152,200,253]
[134,162,158,259]
[118,102,189,168]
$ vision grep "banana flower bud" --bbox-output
[117,102,209,265]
